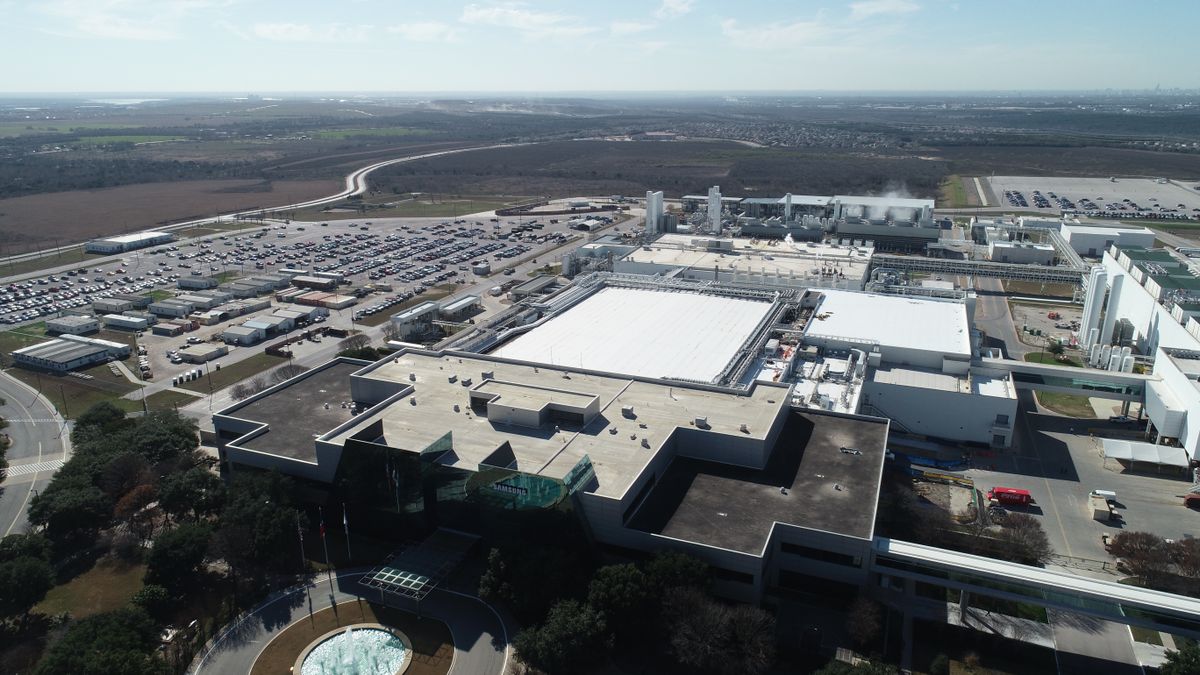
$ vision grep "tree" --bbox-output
[1169,538,1200,579]
[1160,640,1200,675]
[158,468,224,523]
[382,321,403,342]
[213,472,301,576]
[587,564,652,644]
[28,474,112,544]
[513,599,608,675]
[1046,340,1065,356]
[34,607,163,675]
[724,604,777,675]
[996,513,1053,566]
[145,523,212,596]
[478,543,592,623]
[813,659,898,675]
[124,410,198,464]
[645,550,710,593]
[0,533,51,563]
[661,586,728,672]
[71,401,131,446]
[114,484,158,541]
[0,556,53,624]
[270,364,308,384]
[131,584,172,621]
[100,452,152,500]
[1110,531,1172,582]
[846,596,883,649]
[339,334,371,352]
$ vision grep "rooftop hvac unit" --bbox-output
[448,374,457,383]
[481,370,494,380]
[621,405,636,418]
[694,416,709,429]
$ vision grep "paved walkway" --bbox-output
[191,570,510,675]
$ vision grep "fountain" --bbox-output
[296,623,412,675]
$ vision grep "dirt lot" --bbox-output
[0,178,339,249]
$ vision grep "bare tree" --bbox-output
[997,513,1053,566]
[1170,538,1200,579]
[846,596,883,649]
[1109,531,1171,582]
[230,382,253,401]
[381,321,402,342]
[339,334,372,351]
[270,364,308,384]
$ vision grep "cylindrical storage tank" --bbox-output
[1108,354,1122,371]
[1089,344,1100,366]
[1120,346,1132,360]
[1088,328,1099,349]
[1121,355,1135,372]
[1101,344,1113,365]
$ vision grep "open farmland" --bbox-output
[0,178,339,249]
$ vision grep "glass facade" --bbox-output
[332,425,580,537]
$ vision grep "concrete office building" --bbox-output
[707,185,722,233]
[988,241,1057,265]
[84,231,173,254]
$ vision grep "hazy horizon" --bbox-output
[3,0,1196,93]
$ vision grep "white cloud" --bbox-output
[720,17,846,48]
[460,3,595,39]
[655,0,694,19]
[252,22,371,43]
[387,21,460,42]
[610,20,654,36]
[849,0,920,20]
[40,0,229,41]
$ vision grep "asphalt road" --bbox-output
[1050,609,1141,675]
[973,277,1030,359]
[0,371,68,536]
[192,571,509,675]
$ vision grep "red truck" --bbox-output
[987,487,1034,506]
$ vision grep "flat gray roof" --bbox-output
[628,411,888,554]
[227,361,362,461]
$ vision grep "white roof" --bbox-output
[833,195,934,209]
[1102,438,1189,468]
[492,286,774,383]
[98,231,171,244]
[1062,223,1156,236]
[805,289,970,357]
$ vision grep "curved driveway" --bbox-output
[0,371,69,535]
[191,570,510,675]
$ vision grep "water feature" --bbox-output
[300,626,408,675]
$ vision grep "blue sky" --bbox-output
[2,0,1195,93]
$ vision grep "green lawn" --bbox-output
[178,351,287,393]
[939,174,970,208]
[143,389,203,411]
[6,362,139,419]
[35,558,145,620]
[148,289,174,301]
[0,322,48,355]
[73,135,185,146]
[527,263,562,277]
[1035,391,1097,418]
[0,247,103,278]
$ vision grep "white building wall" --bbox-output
[1101,250,1197,354]
[861,379,1016,446]
[1151,349,1200,461]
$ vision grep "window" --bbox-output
[780,542,860,567]
[713,567,755,585]
[994,414,1010,426]
[992,434,1007,446]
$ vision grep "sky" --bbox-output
[1,0,1197,93]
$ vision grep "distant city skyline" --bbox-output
[2,0,1196,93]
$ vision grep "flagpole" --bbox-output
[319,507,334,598]
[297,511,312,611]
[342,503,353,563]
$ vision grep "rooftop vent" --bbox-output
[621,405,636,419]
[448,374,457,384]
[694,416,709,430]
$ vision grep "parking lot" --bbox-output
[966,409,1197,567]
[1,209,610,385]
[986,176,1200,221]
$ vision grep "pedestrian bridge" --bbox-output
[872,539,1200,639]
[980,357,1153,402]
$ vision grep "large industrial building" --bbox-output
[11,334,131,372]
[84,231,174,254]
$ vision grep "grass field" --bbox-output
[0,179,339,249]
[527,263,562,277]
[294,196,517,221]
[1023,353,1096,417]
[177,351,287,393]
[143,389,203,410]
[35,558,145,619]
[0,246,103,279]
[73,135,186,146]
[0,322,48,355]
[1024,352,1084,367]
[6,362,140,418]
[0,123,143,137]
[308,128,429,140]
[250,601,452,675]
[939,174,971,208]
